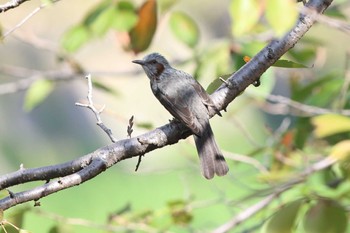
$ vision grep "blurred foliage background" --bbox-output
[1,0,350,232]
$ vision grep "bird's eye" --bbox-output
[150,60,157,64]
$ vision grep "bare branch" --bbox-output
[1,0,61,39]
[210,0,333,113]
[212,156,336,233]
[75,74,117,143]
[261,94,350,116]
[301,6,350,35]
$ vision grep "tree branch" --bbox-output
[0,0,30,13]
[212,156,336,233]
[0,0,333,210]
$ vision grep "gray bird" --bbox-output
[133,53,229,179]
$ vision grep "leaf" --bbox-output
[136,122,153,130]
[167,200,193,225]
[265,0,298,37]
[89,6,116,36]
[288,47,316,64]
[92,80,119,95]
[3,207,30,232]
[159,0,178,13]
[303,199,347,233]
[230,0,262,36]
[83,0,111,27]
[206,74,231,94]
[263,199,304,233]
[169,11,199,48]
[330,140,350,161]
[129,0,157,54]
[24,79,54,112]
[311,114,350,138]
[111,2,138,31]
[61,25,90,52]
[273,59,307,68]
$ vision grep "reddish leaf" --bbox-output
[128,0,157,54]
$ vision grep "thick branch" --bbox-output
[0,0,333,210]
[211,0,333,111]
[0,0,30,13]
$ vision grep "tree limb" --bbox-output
[0,0,333,210]
[0,0,30,13]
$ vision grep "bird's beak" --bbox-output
[132,60,145,66]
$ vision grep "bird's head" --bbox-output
[132,53,171,79]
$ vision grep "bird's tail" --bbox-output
[194,124,229,179]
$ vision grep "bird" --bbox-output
[132,53,229,179]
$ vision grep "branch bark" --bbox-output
[0,0,30,13]
[0,0,333,210]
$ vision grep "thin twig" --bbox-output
[261,94,350,116]
[224,152,268,173]
[75,74,117,143]
[212,156,336,233]
[2,0,61,39]
[34,209,172,233]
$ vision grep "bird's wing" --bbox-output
[191,81,222,117]
[155,88,202,136]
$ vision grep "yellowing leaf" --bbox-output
[169,11,199,48]
[24,79,54,112]
[265,0,298,37]
[330,140,350,161]
[311,114,350,138]
[230,0,262,36]
[129,0,157,54]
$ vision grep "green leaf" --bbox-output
[265,0,298,37]
[92,80,119,95]
[193,42,231,81]
[83,0,111,27]
[169,11,199,48]
[273,59,307,68]
[129,0,157,54]
[89,6,115,36]
[288,47,316,64]
[24,79,54,112]
[159,0,178,13]
[111,2,138,31]
[167,199,193,225]
[263,199,304,233]
[303,199,347,233]
[3,207,30,232]
[230,0,261,36]
[136,122,153,130]
[311,114,350,138]
[61,25,90,52]
[206,74,231,95]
